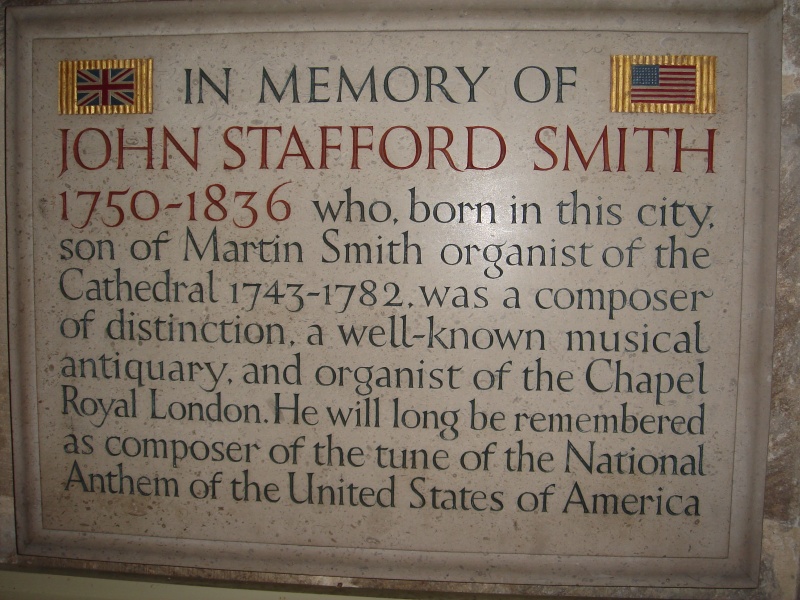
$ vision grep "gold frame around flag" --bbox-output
[58,58,153,115]
[611,55,716,114]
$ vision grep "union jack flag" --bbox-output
[59,59,152,114]
[76,67,136,107]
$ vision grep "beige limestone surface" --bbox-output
[0,0,796,599]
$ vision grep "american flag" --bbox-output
[76,67,136,107]
[630,64,697,104]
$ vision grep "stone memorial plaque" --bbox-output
[5,1,780,593]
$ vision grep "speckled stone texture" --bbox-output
[771,0,800,528]
[0,1,798,598]
[759,1,800,598]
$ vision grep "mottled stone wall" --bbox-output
[758,0,800,598]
